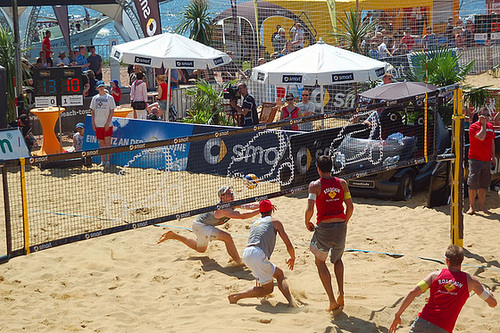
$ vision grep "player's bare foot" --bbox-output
[327,303,343,316]
[326,301,340,312]
[465,208,475,215]
[480,208,491,214]
[157,231,176,244]
[228,294,239,304]
[337,293,345,308]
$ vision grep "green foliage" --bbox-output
[464,86,492,109]
[0,26,18,122]
[176,0,213,46]
[405,48,475,86]
[182,79,233,126]
[332,9,377,54]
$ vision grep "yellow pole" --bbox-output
[326,0,337,41]
[253,0,260,63]
[20,158,30,254]
[451,87,464,247]
[424,93,428,163]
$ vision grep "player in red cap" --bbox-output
[228,199,296,306]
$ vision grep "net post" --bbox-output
[451,87,464,247]
[424,92,428,163]
[19,158,30,254]
[1,164,12,263]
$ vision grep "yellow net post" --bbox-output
[20,158,30,254]
[451,87,464,247]
[326,0,337,41]
[424,93,428,163]
[253,0,260,64]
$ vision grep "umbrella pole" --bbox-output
[320,84,324,129]
[166,69,172,121]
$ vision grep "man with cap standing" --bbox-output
[158,186,260,265]
[228,199,295,306]
[90,81,115,168]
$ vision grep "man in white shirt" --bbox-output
[378,37,392,57]
[54,51,70,66]
[292,23,304,50]
[296,89,316,131]
[90,81,116,167]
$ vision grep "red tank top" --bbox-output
[419,269,469,333]
[160,82,171,101]
[316,177,346,223]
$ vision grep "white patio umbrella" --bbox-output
[110,32,231,118]
[250,39,388,113]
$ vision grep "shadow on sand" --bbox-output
[188,256,254,281]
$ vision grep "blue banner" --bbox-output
[82,116,234,170]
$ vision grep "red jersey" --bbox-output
[419,269,469,333]
[42,37,51,58]
[282,106,299,130]
[111,86,121,103]
[468,121,495,161]
[159,82,172,101]
[316,177,346,223]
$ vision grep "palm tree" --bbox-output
[176,0,213,46]
[0,26,18,122]
[183,79,233,126]
[332,8,377,54]
[405,48,475,87]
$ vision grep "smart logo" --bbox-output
[204,138,227,165]
[176,61,195,68]
[282,75,302,83]
[213,57,224,66]
[135,56,152,65]
[332,73,354,82]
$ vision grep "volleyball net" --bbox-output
[0,84,461,260]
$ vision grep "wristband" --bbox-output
[308,193,316,200]
[478,288,491,301]
[417,280,429,292]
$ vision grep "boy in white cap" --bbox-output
[228,199,295,306]
[90,80,115,167]
[158,186,260,265]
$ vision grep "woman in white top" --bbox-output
[130,72,148,119]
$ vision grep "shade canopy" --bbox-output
[250,40,387,85]
[359,82,438,101]
[110,32,231,69]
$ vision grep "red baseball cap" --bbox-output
[259,200,273,213]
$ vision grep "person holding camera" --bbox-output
[466,106,496,215]
[230,83,259,127]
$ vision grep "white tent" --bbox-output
[251,39,387,86]
[111,32,231,119]
[110,32,231,69]
[251,40,388,114]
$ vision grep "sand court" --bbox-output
[0,189,498,332]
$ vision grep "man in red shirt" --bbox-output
[389,244,496,333]
[42,30,53,67]
[400,28,415,52]
[305,155,354,313]
[466,107,496,215]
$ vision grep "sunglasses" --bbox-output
[286,98,294,101]
[302,94,309,96]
